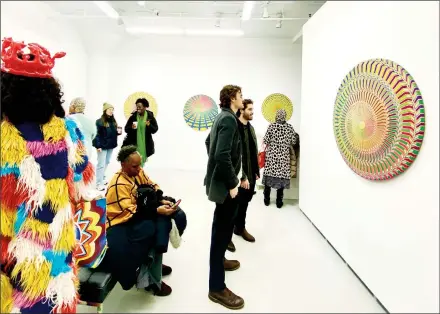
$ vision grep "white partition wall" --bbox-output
[300,1,439,313]
[1,1,88,107]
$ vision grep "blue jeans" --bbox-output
[96,148,113,185]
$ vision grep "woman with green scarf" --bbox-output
[122,98,158,166]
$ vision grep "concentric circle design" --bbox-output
[124,92,158,119]
[262,93,293,123]
[183,94,219,131]
[334,59,425,180]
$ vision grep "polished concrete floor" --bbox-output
[79,163,384,313]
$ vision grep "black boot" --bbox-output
[263,186,271,206]
[276,188,284,208]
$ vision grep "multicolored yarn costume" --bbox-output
[0,115,95,313]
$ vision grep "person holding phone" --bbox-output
[122,98,158,166]
[104,145,187,297]
[204,85,244,310]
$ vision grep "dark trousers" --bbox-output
[234,183,256,232]
[155,208,187,253]
[209,194,239,291]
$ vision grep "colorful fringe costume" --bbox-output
[0,116,95,313]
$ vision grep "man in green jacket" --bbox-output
[228,99,259,253]
[204,85,244,310]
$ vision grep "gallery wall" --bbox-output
[86,37,302,171]
[300,1,439,313]
[0,1,88,109]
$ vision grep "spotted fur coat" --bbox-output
[263,120,298,180]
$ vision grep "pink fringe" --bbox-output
[13,289,43,309]
[26,140,67,159]
[18,231,52,250]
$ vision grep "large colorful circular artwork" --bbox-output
[262,93,293,123]
[183,94,219,131]
[333,59,425,180]
[124,92,158,119]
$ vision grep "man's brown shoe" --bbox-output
[224,258,240,271]
[227,240,236,252]
[208,288,244,310]
[234,227,256,243]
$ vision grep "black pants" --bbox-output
[234,183,256,232]
[209,194,239,291]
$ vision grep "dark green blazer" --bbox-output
[204,108,242,204]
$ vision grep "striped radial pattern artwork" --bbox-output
[333,59,425,180]
[183,94,219,131]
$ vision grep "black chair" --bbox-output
[78,267,117,313]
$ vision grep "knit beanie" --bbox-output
[70,97,86,113]
[103,102,114,112]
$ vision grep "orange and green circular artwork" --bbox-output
[333,59,425,180]
[262,93,293,123]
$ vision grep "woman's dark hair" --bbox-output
[100,111,118,128]
[136,98,149,108]
[219,85,241,109]
[117,145,138,162]
[1,71,65,125]
[237,99,253,117]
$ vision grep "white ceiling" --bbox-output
[44,1,325,43]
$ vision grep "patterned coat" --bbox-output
[263,110,298,180]
[0,116,94,314]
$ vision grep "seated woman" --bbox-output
[101,145,187,296]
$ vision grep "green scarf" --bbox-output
[136,113,148,166]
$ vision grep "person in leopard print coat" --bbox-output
[262,109,298,208]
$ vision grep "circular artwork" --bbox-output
[124,92,158,119]
[262,93,293,123]
[333,59,425,180]
[183,95,219,131]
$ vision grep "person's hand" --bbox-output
[157,204,176,216]
[230,186,239,199]
[97,148,102,152]
[240,179,250,189]
[161,199,173,206]
[256,175,260,180]
[146,120,151,126]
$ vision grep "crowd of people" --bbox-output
[0,38,299,313]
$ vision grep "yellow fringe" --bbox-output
[1,273,13,314]
[22,218,50,243]
[11,260,51,300]
[0,209,15,238]
[53,223,76,253]
[0,120,27,166]
[44,179,69,212]
[42,116,67,143]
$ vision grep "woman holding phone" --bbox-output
[123,98,158,166]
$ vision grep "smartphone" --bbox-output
[170,199,181,209]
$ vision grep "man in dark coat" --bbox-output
[204,85,245,310]
[228,99,260,253]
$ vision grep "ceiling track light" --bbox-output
[262,7,269,19]
[215,12,222,28]
[275,11,283,28]
[137,1,146,6]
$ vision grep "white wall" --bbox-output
[300,1,439,313]
[87,37,302,171]
[1,1,88,112]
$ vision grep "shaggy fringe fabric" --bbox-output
[0,117,95,313]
